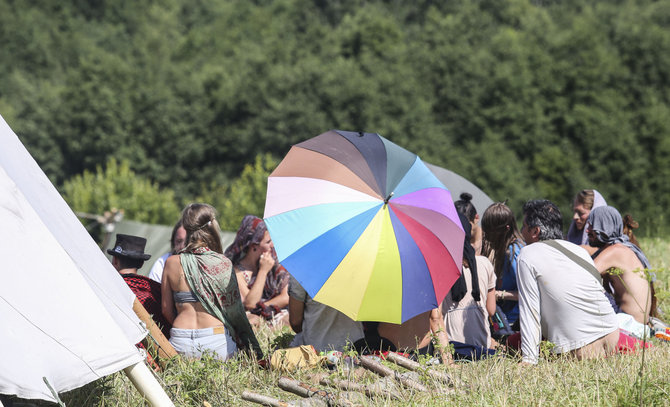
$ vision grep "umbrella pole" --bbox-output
[124,361,174,407]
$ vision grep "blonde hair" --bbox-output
[574,189,595,209]
[180,203,223,254]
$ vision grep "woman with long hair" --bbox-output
[161,203,262,360]
[481,202,524,327]
[442,212,497,349]
[225,215,289,327]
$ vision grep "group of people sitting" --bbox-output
[109,188,661,365]
[109,204,284,360]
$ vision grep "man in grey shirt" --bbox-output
[517,199,619,364]
[288,275,364,352]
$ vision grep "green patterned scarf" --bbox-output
[180,247,262,358]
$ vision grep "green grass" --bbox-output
[49,237,670,406]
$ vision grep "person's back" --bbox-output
[122,273,172,338]
[161,203,262,360]
[518,240,618,360]
[164,254,226,330]
[518,200,618,365]
[442,256,496,348]
[593,244,651,323]
[288,276,363,352]
[586,206,653,324]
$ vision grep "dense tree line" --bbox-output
[1,0,669,234]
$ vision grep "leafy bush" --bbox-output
[197,153,278,231]
[62,158,181,225]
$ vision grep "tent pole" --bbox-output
[132,298,177,365]
[123,362,174,407]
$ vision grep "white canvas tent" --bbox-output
[0,115,172,405]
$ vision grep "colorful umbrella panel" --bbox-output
[264,130,464,324]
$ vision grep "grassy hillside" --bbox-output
[49,237,670,406]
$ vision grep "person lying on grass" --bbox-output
[517,199,619,365]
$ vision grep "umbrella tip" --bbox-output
[384,192,394,204]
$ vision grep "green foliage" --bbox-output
[3,0,670,234]
[62,158,180,225]
[197,153,278,231]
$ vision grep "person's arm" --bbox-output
[264,283,289,309]
[472,223,483,256]
[517,257,542,364]
[496,289,519,302]
[430,307,454,366]
[486,288,496,317]
[240,252,274,310]
[481,256,497,317]
[501,243,521,301]
[288,296,305,333]
[161,256,178,325]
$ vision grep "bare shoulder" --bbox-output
[165,254,181,267]
[164,254,183,276]
[580,245,598,255]
[593,244,640,270]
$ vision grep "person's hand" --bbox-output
[258,251,276,273]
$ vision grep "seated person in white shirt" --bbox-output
[517,199,619,365]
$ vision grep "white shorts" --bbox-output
[169,326,237,360]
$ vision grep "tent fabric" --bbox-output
[0,115,145,401]
[424,163,494,216]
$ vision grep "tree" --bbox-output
[197,153,279,231]
[62,158,181,226]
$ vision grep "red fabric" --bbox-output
[617,331,652,354]
[506,332,522,351]
[122,274,172,338]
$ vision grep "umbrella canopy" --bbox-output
[424,162,494,217]
[264,130,464,324]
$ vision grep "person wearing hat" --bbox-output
[109,234,171,338]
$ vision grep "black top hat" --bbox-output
[107,234,152,261]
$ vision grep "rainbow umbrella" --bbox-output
[263,130,464,324]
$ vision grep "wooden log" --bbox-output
[385,352,455,386]
[278,377,347,406]
[241,391,294,407]
[358,355,428,392]
[319,377,401,400]
[132,298,177,365]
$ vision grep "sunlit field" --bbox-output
[42,238,670,406]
